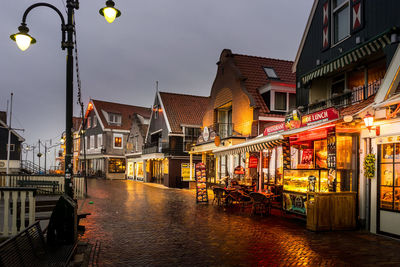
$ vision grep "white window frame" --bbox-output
[113,133,123,149]
[270,91,296,112]
[90,135,95,149]
[93,116,97,128]
[6,144,15,152]
[331,0,350,45]
[87,117,91,128]
[97,134,103,148]
[84,136,88,152]
[135,135,138,152]
[108,113,122,125]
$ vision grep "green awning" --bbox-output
[301,31,392,84]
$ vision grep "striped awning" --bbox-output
[213,135,284,157]
[301,32,392,84]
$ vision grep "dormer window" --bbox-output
[108,113,122,125]
[264,67,279,79]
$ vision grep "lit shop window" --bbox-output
[108,158,125,173]
[114,134,123,149]
[379,143,400,211]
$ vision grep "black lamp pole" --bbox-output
[11,0,121,198]
[15,0,79,197]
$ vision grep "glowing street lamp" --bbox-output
[364,112,374,131]
[10,0,121,198]
[10,24,36,51]
[99,0,121,23]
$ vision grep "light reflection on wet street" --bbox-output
[79,179,400,266]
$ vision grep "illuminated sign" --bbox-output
[302,107,339,126]
[263,122,285,136]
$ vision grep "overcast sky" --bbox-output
[1,0,312,169]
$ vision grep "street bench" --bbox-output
[17,180,60,194]
[0,221,76,267]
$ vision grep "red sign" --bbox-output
[234,166,245,175]
[301,107,339,127]
[263,122,285,136]
[248,156,258,168]
[301,149,314,165]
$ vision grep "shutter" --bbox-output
[351,0,364,33]
[322,1,330,50]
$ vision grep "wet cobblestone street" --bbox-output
[79,179,400,266]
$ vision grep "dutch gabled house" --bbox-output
[142,91,209,188]
[125,112,150,181]
[294,0,400,237]
[0,111,25,174]
[79,99,151,179]
[191,49,295,185]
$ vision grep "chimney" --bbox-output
[0,111,6,124]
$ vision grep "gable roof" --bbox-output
[0,119,25,142]
[292,0,319,73]
[232,53,295,116]
[91,99,151,131]
[158,92,209,134]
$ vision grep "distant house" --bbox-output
[142,91,209,188]
[79,99,151,179]
[72,117,82,175]
[0,111,25,174]
[125,113,150,181]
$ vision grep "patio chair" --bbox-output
[212,187,227,206]
[249,192,271,216]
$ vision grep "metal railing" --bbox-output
[20,160,46,174]
[0,174,85,199]
[304,79,381,114]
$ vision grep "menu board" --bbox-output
[195,162,208,203]
[282,138,291,170]
[327,127,336,168]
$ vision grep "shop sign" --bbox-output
[377,135,400,144]
[285,109,302,130]
[203,127,210,142]
[248,156,258,168]
[234,165,245,175]
[263,122,285,136]
[197,127,217,144]
[181,163,195,181]
[301,107,339,127]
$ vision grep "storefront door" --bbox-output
[377,143,400,238]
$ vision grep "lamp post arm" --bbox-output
[21,3,67,49]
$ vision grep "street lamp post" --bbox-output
[10,0,121,198]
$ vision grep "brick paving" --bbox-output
[78,179,400,266]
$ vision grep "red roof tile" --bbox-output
[92,99,151,131]
[232,53,295,116]
[159,92,210,134]
[339,96,375,117]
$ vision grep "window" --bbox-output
[379,143,400,212]
[108,158,125,173]
[275,92,287,111]
[289,93,296,110]
[97,134,103,148]
[264,67,279,79]
[184,127,201,151]
[332,0,350,44]
[108,113,122,125]
[87,117,91,128]
[154,105,159,119]
[90,135,95,149]
[6,144,15,152]
[135,136,138,151]
[113,134,123,149]
[332,74,345,95]
[93,116,97,127]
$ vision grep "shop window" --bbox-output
[113,134,123,149]
[275,92,287,111]
[332,0,350,44]
[108,158,126,173]
[379,143,400,211]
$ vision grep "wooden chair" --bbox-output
[212,187,227,206]
[249,192,271,216]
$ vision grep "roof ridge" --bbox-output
[232,53,294,63]
[91,99,151,110]
[159,91,210,98]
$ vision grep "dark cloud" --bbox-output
[1,0,313,168]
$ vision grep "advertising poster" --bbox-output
[181,163,195,181]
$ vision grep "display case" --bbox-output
[283,169,329,193]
